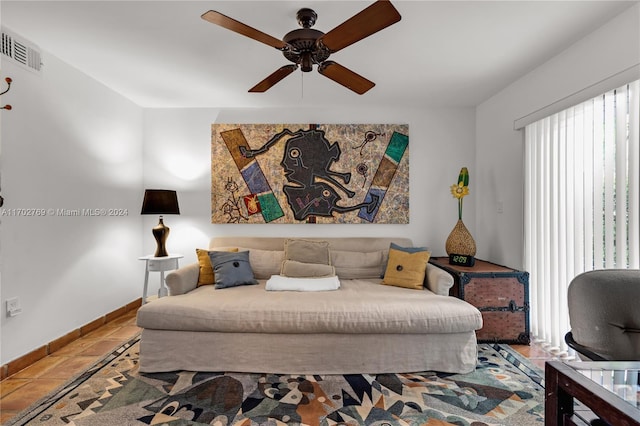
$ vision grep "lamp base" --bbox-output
[152,216,170,257]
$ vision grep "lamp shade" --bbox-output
[141,189,180,215]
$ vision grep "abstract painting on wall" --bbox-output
[211,124,409,224]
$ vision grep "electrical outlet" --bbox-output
[6,297,22,317]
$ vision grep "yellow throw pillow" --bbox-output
[382,248,431,290]
[196,247,238,286]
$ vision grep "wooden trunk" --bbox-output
[429,257,531,344]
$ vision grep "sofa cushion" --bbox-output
[241,248,284,280]
[330,249,388,279]
[209,251,258,289]
[196,247,238,286]
[382,248,431,290]
[137,278,482,334]
[281,260,336,278]
[284,239,331,265]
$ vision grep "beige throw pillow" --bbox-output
[330,249,387,279]
[284,239,331,265]
[281,260,336,278]
[243,249,285,280]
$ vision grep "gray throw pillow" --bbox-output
[390,242,429,253]
[208,251,258,289]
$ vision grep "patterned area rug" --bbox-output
[8,337,544,425]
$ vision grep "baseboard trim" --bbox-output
[0,298,142,380]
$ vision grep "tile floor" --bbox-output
[0,309,141,424]
[511,342,562,370]
[0,309,557,424]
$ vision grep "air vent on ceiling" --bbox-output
[1,27,42,74]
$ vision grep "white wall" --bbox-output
[475,4,640,269]
[0,53,144,364]
[141,107,476,296]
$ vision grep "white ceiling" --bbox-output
[1,0,636,108]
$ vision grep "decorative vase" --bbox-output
[445,219,476,257]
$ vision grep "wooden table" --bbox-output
[545,360,640,426]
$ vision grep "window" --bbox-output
[524,80,639,354]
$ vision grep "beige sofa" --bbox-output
[136,237,483,374]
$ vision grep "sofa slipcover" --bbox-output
[136,237,483,374]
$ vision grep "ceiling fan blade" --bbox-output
[249,65,298,92]
[202,10,288,50]
[319,0,401,53]
[318,61,375,95]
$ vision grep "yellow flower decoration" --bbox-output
[450,182,469,199]
[450,167,470,220]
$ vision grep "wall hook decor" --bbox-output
[1,77,13,110]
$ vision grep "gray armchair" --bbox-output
[565,269,640,361]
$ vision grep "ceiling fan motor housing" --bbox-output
[282,9,330,72]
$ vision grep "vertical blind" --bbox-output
[524,80,640,354]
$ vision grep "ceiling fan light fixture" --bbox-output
[301,53,313,72]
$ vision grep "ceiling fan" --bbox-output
[201,0,401,95]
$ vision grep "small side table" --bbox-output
[429,257,530,344]
[138,254,183,303]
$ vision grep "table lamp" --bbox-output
[141,189,180,257]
